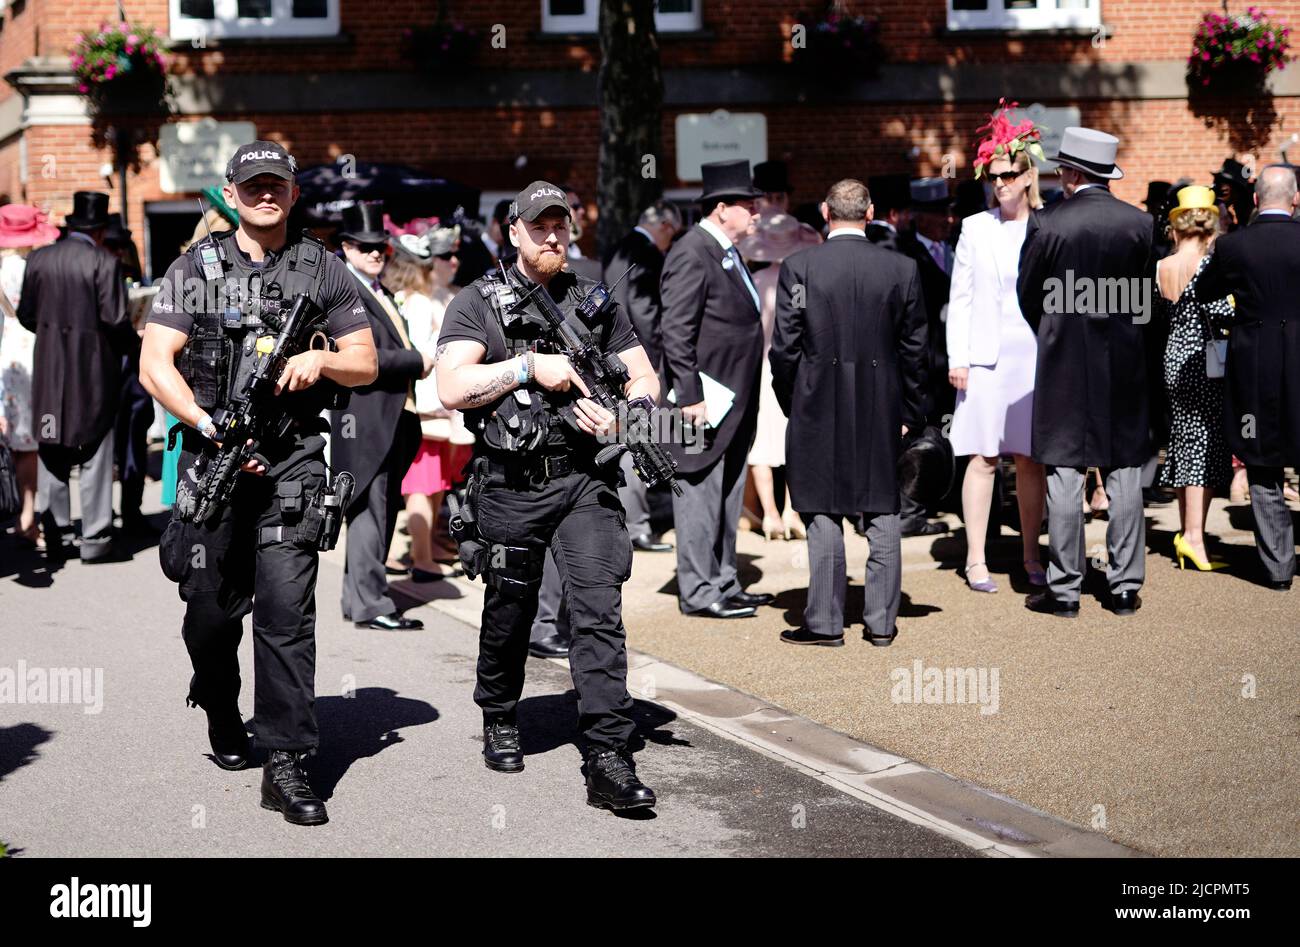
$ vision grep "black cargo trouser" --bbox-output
[472,460,635,752]
[159,435,326,751]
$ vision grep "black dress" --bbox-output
[1158,254,1233,489]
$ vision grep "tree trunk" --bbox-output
[597,0,663,260]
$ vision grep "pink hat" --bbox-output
[0,204,60,249]
[737,212,821,263]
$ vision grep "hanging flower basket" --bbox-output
[1187,5,1291,94]
[71,21,171,119]
[401,20,482,72]
[792,5,885,78]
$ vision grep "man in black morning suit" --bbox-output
[660,160,772,619]
[1017,127,1154,618]
[331,200,430,630]
[770,179,928,646]
[1197,163,1300,590]
[894,177,956,537]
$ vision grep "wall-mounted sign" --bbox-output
[675,110,767,183]
[1004,104,1081,173]
[158,119,257,194]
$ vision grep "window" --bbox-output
[170,0,339,41]
[540,0,702,34]
[947,0,1099,31]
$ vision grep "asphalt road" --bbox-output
[0,503,975,858]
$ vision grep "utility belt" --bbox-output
[446,451,584,600]
[479,445,594,490]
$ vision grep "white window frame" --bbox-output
[169,0,340,41]
[947,0,1100,32]
[540,0,702,35]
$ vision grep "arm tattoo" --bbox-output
[464,369,516,406]
[434,343,449,365]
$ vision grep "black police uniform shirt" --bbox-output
[438,265,640,449]
[147,234,369,465]
[148,235,369,341]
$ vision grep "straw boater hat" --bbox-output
[1051,127,1124,180]
[736,212,821,263]
[0,204,60,248]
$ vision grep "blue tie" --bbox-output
[728,247,761,311]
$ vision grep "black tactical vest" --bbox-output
[177,229,346,421]
[464,270,558,454]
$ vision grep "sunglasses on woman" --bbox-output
[989,170,1025,184]
[434,251,456,261]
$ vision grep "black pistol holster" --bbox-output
[257,471,355,552]
[448,456,547,599]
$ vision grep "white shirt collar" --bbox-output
[1258,208,1293,216]
[346,262,382,293]
[68,231,96,245]
[916,232,942,252]
[871,220,897,234]
[697,217,733,251]
[827,226,866,239]
[1073,183,1108,194]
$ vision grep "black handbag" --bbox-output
[0,439,20,519]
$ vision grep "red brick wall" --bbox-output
[7,1,1300,259]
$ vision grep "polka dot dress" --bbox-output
[1159,254,1233,490]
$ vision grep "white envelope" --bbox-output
[667,371,736,428]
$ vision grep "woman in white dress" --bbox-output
[947,108,1048,593]
[738,212,821,540]
[0,205,60,544]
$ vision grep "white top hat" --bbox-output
[1051,126,1124,180]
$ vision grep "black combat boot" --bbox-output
[261,750,329,826]
[188,690,250,771]
[585,749,656,812]
[206,704,251,771]
[483,721,524,773]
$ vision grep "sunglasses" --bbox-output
[990,170,1026,184]
[434,251,457,261]
[353,241,390,255]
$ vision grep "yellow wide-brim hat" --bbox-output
[1169,185,1219,222]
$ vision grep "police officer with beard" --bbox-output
[435,181,661,811]
[140,141,378,825]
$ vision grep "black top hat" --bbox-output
[1142,181,1172,209]
[102,212,132,246]
[699,160,763,205]
[65,191,111,231]
[752,160,793,194]
[898,425,955,507]
[337,200,389,244]
[1213,158,1253,188]
[867,174,912,214]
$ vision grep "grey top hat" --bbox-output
[1051,127,1124,180]
[909,177,951,210]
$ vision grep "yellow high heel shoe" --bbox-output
[1173,534,1228,572]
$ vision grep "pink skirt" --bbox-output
[401,439,471,496]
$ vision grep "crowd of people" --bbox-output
[4,104,1298,644]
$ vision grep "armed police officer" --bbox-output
[140,140,378,826]
[435,181,662,811]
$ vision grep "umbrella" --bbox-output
[294,159,479,228]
